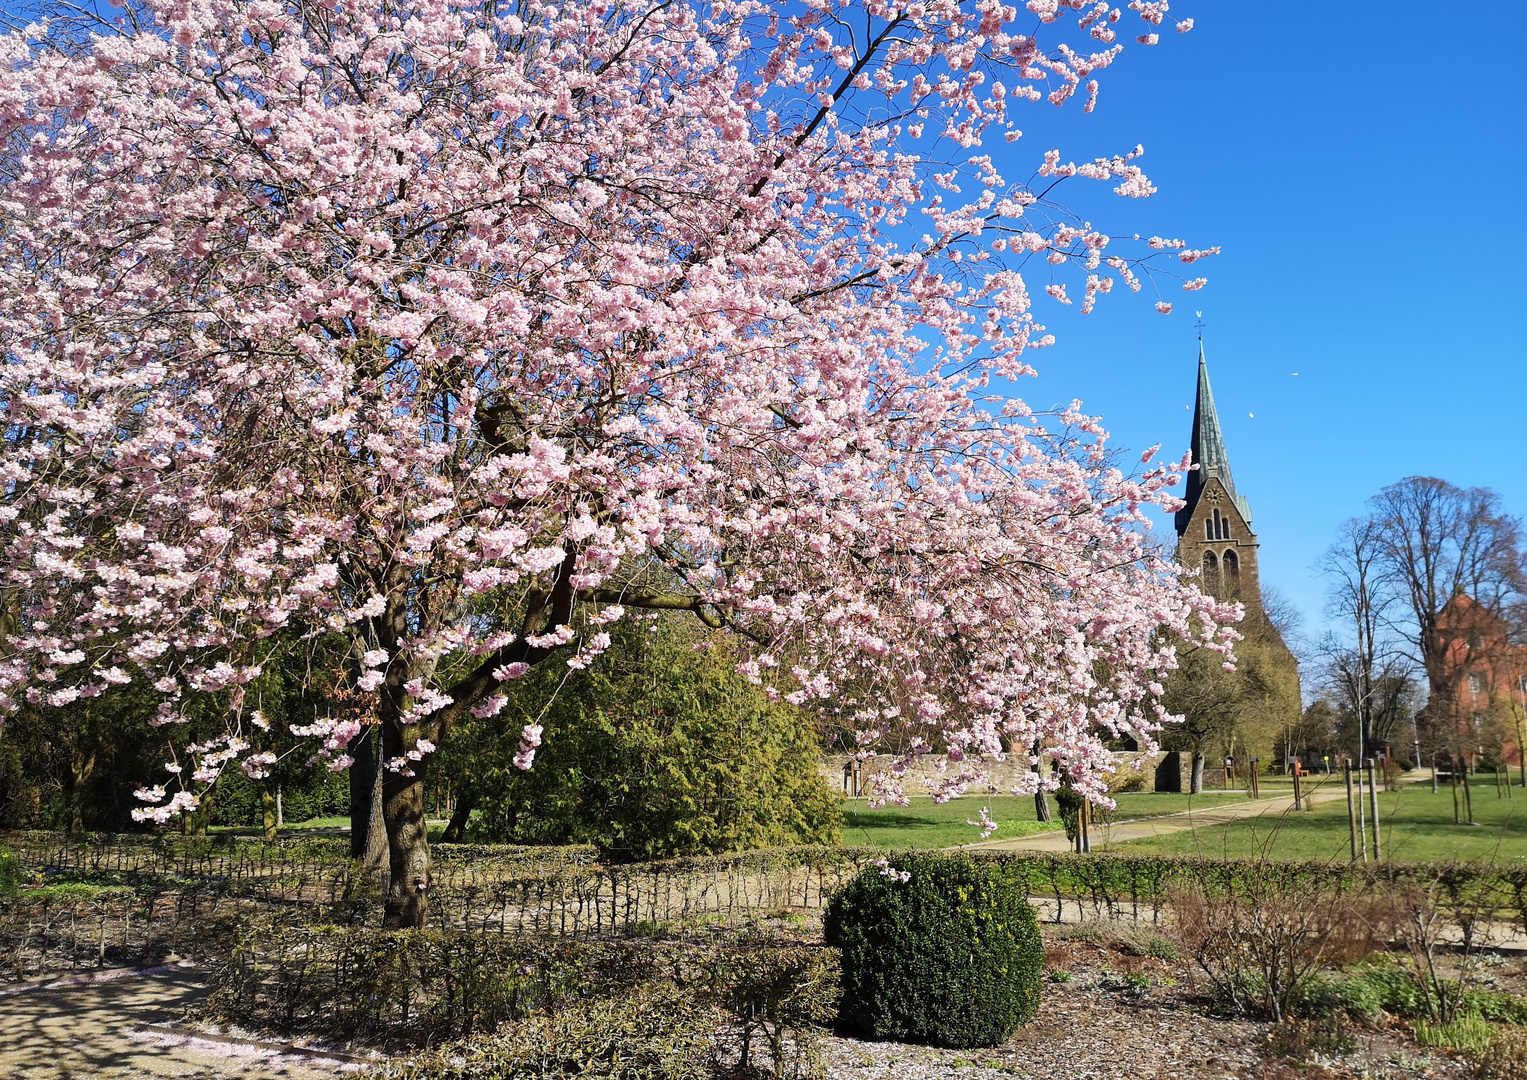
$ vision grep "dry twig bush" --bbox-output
[1169,860,1389,1021]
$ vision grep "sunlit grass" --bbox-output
[841,791,1248,849]
[1113,777,1527,863]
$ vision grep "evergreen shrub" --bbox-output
[0,847,18,896]
[451,618,842,859]
[1053,789,1085,843]
[824,852,1042,1048]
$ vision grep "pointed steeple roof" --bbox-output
[1187,342,1234,505]
[1175,342,1252,533]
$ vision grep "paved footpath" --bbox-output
[0,965,365,1080]
[969,779,1361,854]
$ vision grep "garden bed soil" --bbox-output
[10,928,1506,1079]
[814,933,1482,1080]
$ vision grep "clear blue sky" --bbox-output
[1001,3,1526,646]
[5,1,1520,646]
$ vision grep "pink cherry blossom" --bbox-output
[0,0,1229,926]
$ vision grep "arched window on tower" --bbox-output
[1223,549,1240,593]
[1205,518,1213,540]
[1222,517,1232,539]
[1203,550,1220,591]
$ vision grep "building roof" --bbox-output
[1176,342,1253,534]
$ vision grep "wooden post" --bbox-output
[1080,798,1091,854]
[1292,765,1303,812]
[1462,755,1476,825]
[1249,758,1260,800]
[1344,762,1360,863]
[1366,758,1382,861]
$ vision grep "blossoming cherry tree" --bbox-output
[0,0,1230,926]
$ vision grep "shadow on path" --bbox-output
[0,967,358,1079]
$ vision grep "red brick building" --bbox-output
[1423,592,1527,766]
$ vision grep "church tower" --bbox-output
[1174,342,1263,610]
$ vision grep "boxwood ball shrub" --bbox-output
[824,852,1043,1048]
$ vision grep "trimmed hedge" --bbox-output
[824,852,1042,1049]
[211,925,658,1044]
[0,847,18,897]
[382,982,721,1080]
[210,919,840,1057]
[373,945,837,1078]
[7,832,1527,976]
[11,831,1527,932]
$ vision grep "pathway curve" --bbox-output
[0,966,363,1079]
[968,778,1362,853]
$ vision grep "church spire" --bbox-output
[1187,341,1235,505]
[1175,340,1252,534]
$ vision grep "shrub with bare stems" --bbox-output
[1169,861,1389,1021]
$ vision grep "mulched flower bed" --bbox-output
[815,930,1481,1080]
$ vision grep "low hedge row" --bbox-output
[7,833,1525,974]
[382,961,838,1079]
[0,886,244,980]
[14,831,1525,917]
[380,982,724,1080]
[209,919,839,1054]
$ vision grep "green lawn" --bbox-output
[210,815,464,843]
[1114,776,1527,863]
[840,791,1248,849]
[209,815,351,836]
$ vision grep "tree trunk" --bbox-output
[440,790,477,844]
[67,749,95,835]
[1031,742,1052,823]
[1190,751,1205,795]
[188,783,214,835]
[381,719,431,929]
[261,786,278,840]
[349,724,389,888]
[350,725,375,858]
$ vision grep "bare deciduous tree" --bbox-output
[1318,515,1404,760]
[1369,477,1525,710]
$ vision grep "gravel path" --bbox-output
[0,966,362,1079]
[970,783,1358,854]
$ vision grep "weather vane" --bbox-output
[1194,311,1206,340]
